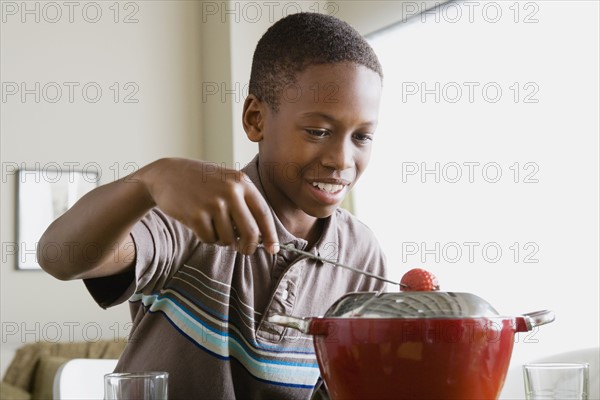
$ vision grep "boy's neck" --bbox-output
[278,211,324,249]
[255,161,326,248]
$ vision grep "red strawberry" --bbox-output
[400,268,440,291]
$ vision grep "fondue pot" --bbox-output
[269,291,554,400]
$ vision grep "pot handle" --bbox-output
[520,310,555,331]
[268,313,312,334]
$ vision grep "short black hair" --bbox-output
[249,12,383,111]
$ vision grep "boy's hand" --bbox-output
[141,158,279,255]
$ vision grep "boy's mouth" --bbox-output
[311,181,345,193]
[307,179,350,206]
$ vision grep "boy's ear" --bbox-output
[242,94,265,142]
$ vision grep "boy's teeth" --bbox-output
[312,182,344,193]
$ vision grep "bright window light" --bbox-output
[355,0,599,372]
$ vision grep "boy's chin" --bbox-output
[304,204,341,219]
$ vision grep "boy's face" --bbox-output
[247,62,382,221]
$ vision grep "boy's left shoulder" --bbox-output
[331,208,387,277]
[333,207,380,244]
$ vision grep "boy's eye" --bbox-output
[305,129,329,138]
[353,133,373,143]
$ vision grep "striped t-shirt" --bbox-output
[85,155,387,399]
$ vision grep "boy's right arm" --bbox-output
[38,158,279,281]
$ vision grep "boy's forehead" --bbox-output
[285,62,381,101]
[274,62,382,122]
[296,62,373,81]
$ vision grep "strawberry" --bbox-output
[400,268,440,291]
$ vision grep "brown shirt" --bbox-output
[85,156,387,400]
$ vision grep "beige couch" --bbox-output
[1,340,126,400]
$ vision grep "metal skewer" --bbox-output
[275,243,404,287]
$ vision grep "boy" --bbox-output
[39,12,386,399]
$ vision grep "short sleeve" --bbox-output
[84,208,200,308]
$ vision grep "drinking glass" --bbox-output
[104,372,168,400]
[523,362,589,400]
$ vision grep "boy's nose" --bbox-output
[321,138,353,171]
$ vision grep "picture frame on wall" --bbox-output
[16,169,99,270]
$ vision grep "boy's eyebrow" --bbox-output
[299,111,376,127]
[299,111,337,122]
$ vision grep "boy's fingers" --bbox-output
[244,190,279,255]
[262,241,280,255]
[212,207,237,246]
[229,196,262,255]
[190,211,218,243]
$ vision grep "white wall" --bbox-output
[1,1,202,375]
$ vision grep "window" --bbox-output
[355,0,599,365]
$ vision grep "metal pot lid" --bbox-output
[324,291,501,318]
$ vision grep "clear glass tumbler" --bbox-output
[104,372,168,400]
[523,362,589,400]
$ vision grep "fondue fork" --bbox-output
[262,243,406,288]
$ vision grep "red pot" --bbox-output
[269,292,554,400]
